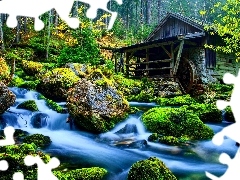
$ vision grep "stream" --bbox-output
[1,87,238,180]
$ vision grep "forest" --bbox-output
[0,0,240,180]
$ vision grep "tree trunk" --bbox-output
[0,16,5,51]
[46,11,51,60]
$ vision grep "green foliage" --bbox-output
[38,94,65,113]
[182,103,222,123]
[205,0,240,60]
[156,94,196,106]
[23,134,51,148]
[0,57,10,82]
[17,100,38,111]
[127,157,177,180]
[142,107,214,140]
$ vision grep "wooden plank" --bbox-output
[126,59,173,66]
[129,67,172,72]
[173,39,184,75]
[170,43,174,76]
[123,41,176,52]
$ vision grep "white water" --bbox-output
[1,87,238,179]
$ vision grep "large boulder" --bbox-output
[36,68,80,101]
[67,69,129,133]
[0,82,16,114]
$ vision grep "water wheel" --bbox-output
[176,57,198,94]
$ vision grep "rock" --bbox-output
[115,124,138,135]
[67,69,129,133]
[128,139,147,149]
[0,82,16,114]
[65,63,92,78]
[142,107,214,141]
[36,68,80,101]
[128,157,177,180]
[17,100,38,112]
[23,133,51,148]
[30,112,49,128]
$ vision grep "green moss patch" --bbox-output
[127,157,177,180]
[182,103,222,123]
[23,134,51,148]
[142,107,214,141]
[156,94,196,106]
[17,100,38,111]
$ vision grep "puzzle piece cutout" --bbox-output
[0,126,15,173]
[13,155,60,180]
[206,70,240,179]
[0,0,122,31]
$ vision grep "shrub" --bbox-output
[0,57,10,82]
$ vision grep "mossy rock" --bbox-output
[156,94,196,106]
[128,107,140,114]
[0,129,29,142]
[17,100,38,111]
[182,103,222,123]
[0,143,50,180]
[142,107,214,140]
[22,60,44,76]
[54,167,108,180]
[224,106,235,122]
[65,63,93,78]
[38,94,66,113]
[37,68,80,101]
[0,82,16,114]
[67,78,129,133]
[23,133,51,148]
[127,157,177,180]
[148,133,190,146]
[0,57,10,83]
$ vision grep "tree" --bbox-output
[205,0,240,61]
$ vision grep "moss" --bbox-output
[148,133,190,146]
[19,80,40,90]
[17,100,38,111]
[224,106,235,122]
[36,68,80,101]
[0,129,29,142]
[8,76,25,87]
[0,57,10,83]
[22,60,44,76]
[23,134,51,148]
[128,88,155,102]
[38,94,66,113]
[128,107,140,114]
[127,157,177,180]
[156,94,196,106]
[0,143,51,180]
[142,107,214,140]
[182,103,222,123]
[53,167,107,180]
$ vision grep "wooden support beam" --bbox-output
[160,45,171,58]
[146,48,149,76]
[126,52,129,77]
[170,43,174,76]
[173,40,185,75]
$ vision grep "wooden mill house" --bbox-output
[113,12,237,94]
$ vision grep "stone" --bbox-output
[0,82,16,114]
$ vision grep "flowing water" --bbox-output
[1,87,238,180]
